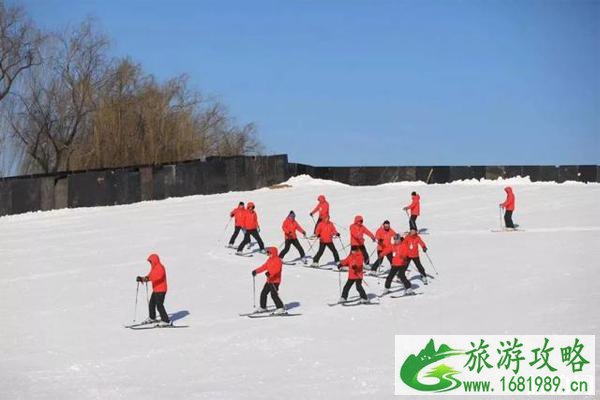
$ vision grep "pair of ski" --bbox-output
[327,297,380,307]
[379,290,423,299]
[124,321,189,330]
[490,228,524,233]
[239,308,302,318]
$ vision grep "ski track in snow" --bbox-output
[1,176,599,399]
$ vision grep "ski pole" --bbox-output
[218,217,233,245]
[252,275,256,309]
[424,251,439,276]
[133,282,140,322]
[367,246,377,263]
[303,236,318,253]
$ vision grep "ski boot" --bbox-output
[273,308,286,315]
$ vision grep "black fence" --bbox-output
[0,155,597,217]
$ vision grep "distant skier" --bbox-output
[370,220,397,273]
[279,211,307,262]
[405,229,429,285]
[311,216,340,267]
[380,233,413,295]
[499,186,516,229]
[252,247,285,314]
[310,195,330,233]
[403,191,420,231]
[338,247,369,303]
[228,201,246,248]
[136,254,171,326]
[349,215,376,265]
[237,202,266,254]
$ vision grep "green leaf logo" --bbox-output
[400,339,464,392]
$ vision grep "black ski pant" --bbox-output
[260,283,284,309]
[371,250,393,271]
[342,279,367,300]
[504,210,515,228]
[409,215,418,231]
[237,229,265,252]
[408,257,426,277]
[351,245,371,265]
[228,226,243,245]
[313,242,339,263]
[385,265,410,290]
[149,292,170,323]
[279,238,305,259]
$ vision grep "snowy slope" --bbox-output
[1,175,599,400]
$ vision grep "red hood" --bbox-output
[267,247,278,257]
[318,195,326,202]
[354,215,363,224]
[412,194,420,201]
[147,253,161,267]
[505,186,513,193]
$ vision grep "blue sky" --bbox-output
[19,0,599,166]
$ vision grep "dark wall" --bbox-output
[0,156,597,217]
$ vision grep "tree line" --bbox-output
[0,1,262,177]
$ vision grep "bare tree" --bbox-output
[10,20,110,173]
[0,1,43,103]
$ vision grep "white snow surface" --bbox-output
[1,176,599,399]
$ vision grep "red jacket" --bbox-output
[147,254,167,292]
[282,218,305,240]
[375,226,397,251]
[407,194,420,216]
[381,240,409,266]
[315,220,338,243]
[243,209,259,230]
[350,218,375,246]
[311,197,330,219]
[254,248,282,284]
[500,187,515,211]
[230,206,246,227]
[340,251,364,280]
[405,234,427,258]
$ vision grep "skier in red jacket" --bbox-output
[499,186,516,229]
[403,192,420,231]
[311,216,340,267]
[236,202,266,254]
[380,233,413,295]
[370,220,397,273]
[310,195,330,233]
[338,247,369,303]
[136,253,170,326]
[228,201,246,248]
[279,211,307,262]
[405,229,429,284]
[252,247,285,314]
[349,215,376,264]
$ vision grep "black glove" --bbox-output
[337,263,342,270]
[309,212,313,217]
[265,272,270,278]
[423,248,428,253]
[136,276,144,282]
[252,270,257,277]
[335,233,340,237]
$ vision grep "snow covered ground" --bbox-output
[1,175,599,399]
